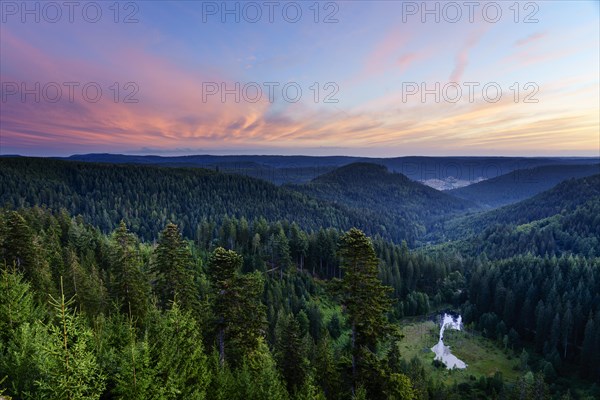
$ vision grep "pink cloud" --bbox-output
[449,28,487,83]
[514,32,546,47]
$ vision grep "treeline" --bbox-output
[0,207,439,400]
[463,254,600,382]
[2,207,576,399]
[0,157,414,243]
[442,199,600,259]
[437,174,600,242]
[289,163,474,241]
[448,164,600,208]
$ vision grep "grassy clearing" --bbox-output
[399,319,521,385]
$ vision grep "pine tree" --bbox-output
[581,314,596,379]
[208,247,242,365]
[314,333,343,400]
[2,211,52,294]
[290,223,308,272]
[235,338,289,400]
[113,324,155,400]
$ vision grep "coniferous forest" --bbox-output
[0,157,599,399]
[3,0,599,398]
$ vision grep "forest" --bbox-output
[1,157,599,399]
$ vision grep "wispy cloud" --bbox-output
[449,28,487,82]
[514,32,546,47]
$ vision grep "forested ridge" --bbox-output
[431,174,600,243]
[440,199,600,259]
[289,163,475,241]
[0,157,395,242]
[1,158,599,399]
[449,164,600,208]
[0,158,476,245]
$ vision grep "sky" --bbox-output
[1,0,599,157]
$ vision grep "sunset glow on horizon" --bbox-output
[1,0,599,157]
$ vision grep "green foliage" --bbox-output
[338,228,394,350]
[290,162,475,245]
[0,268,44,398]
[449,163,599,208]
[152,223,198,311]
[146,302,210,399]
[208,247,267,366]
[0,157,386,242]
[235,339,289,400]
[385,373,415,400]
[109,221,150,322]
[336,228,395,394]
[275,313,310,394]
[36,278,106,400]
[113,323,154,399]
[1,193,597,399]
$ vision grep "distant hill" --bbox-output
[50,153,600,185]
[431,174,600,245]
[449,164,600,208]
[0,157,450,244]
[0,157,386,241]
[289,163,476,242]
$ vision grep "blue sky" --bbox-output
[1,0,599,156]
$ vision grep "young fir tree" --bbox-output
[0,267,44,398]
[36,277,106,400]
[208,247,240,365]
[235,338,289,400]
[2,211,53,295]
[113,319,155,400]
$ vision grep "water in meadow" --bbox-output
[431,313,467,369]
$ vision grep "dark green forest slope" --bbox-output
[0,158,477,245]
[2,207,599,400]
[432,174,600,243]
[0,157,401,242]
[1,158,600,399]
[449,164,600,208]
[289,163,475,240]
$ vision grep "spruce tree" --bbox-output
[275,313,310,394]
[152,223,198,311]
[149,301,210,399]
[109,221,150,321]
[0,267,44,398]
[337,228,393,395]
[208,247,267,367]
